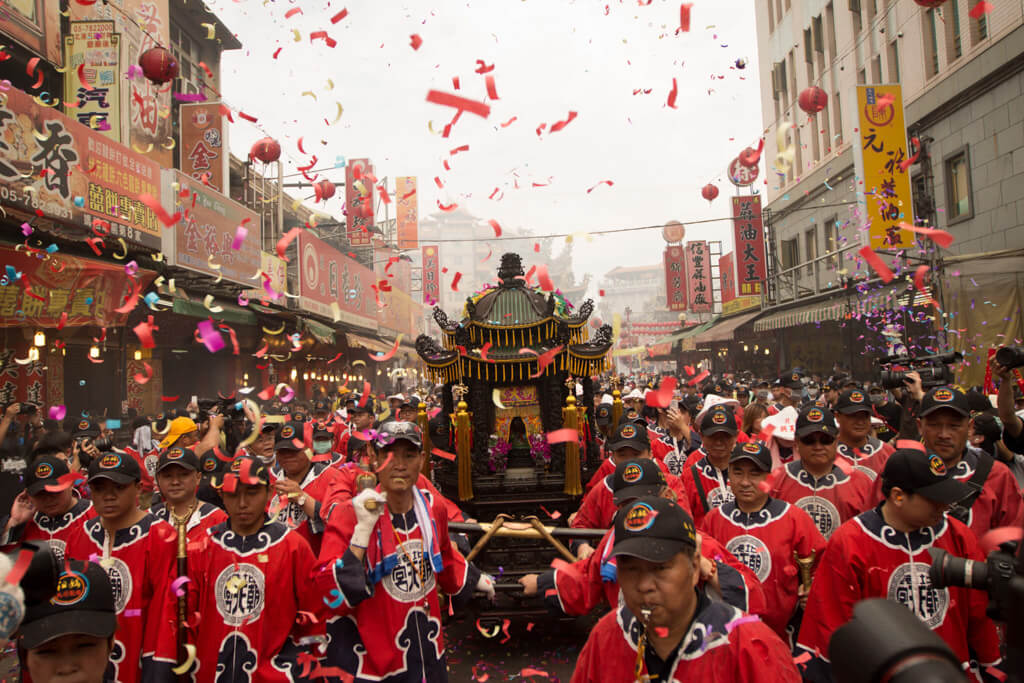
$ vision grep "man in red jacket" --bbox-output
[797,447,1004,682]
[701,441,826,640]
[150,446,227,543]
[571,495,800,682]
[834,388,894,480]
[770,404,873,539]
[680,405,738,528]
[521,458,765,618]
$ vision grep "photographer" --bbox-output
[994,358,1024,456]
[0,402,44,477]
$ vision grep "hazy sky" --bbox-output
[210,0,764,291]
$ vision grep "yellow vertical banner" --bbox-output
[856,85,915,250]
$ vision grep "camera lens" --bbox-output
[995,345,1024,370]
[928,548,988,590]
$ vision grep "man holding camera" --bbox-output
[994,357,1024,457]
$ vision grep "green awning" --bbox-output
[299,317,336,345]
[680,318,717,339]
[172,298,258,326]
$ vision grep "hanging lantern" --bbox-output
[662,220,685,243]
[739,145,762,168]
[138,46,179,85]
[914,0,947,7]
[798,86,829,115]
[314,179,336,202]
[249,137,281,163]
[701,184,719,202]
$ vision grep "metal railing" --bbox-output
[763,242,864,308]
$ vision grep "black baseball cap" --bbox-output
[71,419,100,438]
[729,441,772,472]
[795,404,839,439]
[780,370,805,390]
[18,559,118,650]
[313,425,332,441]
[87,451,141,484]
[612,459,666,505]
[699,406,738,436]
[881,447,971,504]
[595,404,613,427]
[223,454,271,487]
[273,423,304,451]
[377,421,423,448]
[155,446,199,474]
[834,388,873,415]
[314,400,331,413]
[196,447,225,475]
[25,455,71,496]
[349,396,374,414]
[611,496,698,563]
[607,421,649,452]
[919,386,971,419]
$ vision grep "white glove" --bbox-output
[350,489,386,549]
[476,573,496,600]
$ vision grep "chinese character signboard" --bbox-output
[298,231,378,330]
[243,251,288,302]
[163,170,261,286]
[0,86,162,249]
[64,22,121,142]
[686,241,712,313]
[664,245,687,311]
[0,246,155,328]
[179,103,227,192]
[728,157,759,187]
[732,195,767,296]
[720,251,736,303]
[422,245,440,305]
[855,85,915,250]
[396,176,418,249]
[346,158,375,246]
[0,1,62,65]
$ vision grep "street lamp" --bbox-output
[290,368,298,381]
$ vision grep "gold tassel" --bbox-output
[563,395,582,496]
[612,389,623,427]
[418,403,432,476]
[456,400,473,501]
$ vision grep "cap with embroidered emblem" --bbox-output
[608,420,649,452]
[87,451,141,484]
[611,496,697,562]
[612,459,666,505]
[795,404,839,439]
[919,386,970,419]
[881,447,971,504]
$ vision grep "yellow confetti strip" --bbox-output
[201,23,216,39]
[301,91,318,101]
[262,322,286,335]
[203,294,223,313]
[331,102,343,125]
[172,644,196,675]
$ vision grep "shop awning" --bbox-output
[753,299,845,332]
[299,317,336,345]
[753,281,935,332]
[681,319,717,339]
[694,311,761,343]
[172,298,258,326]
[347,332,396,355]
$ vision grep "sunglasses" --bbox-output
[799,434,836,446]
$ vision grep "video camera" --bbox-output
[878,352,963,390]
[197,397,246,421]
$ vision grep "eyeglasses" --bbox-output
[799,434,836,446]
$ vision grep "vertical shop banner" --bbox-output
[0,86,162,248]
[395,176,418,249]
[664,245,687,311]
[0,339,46,408]
[163,170,261,286]
[421,245,440,305]
[0,1,62,65]
[855,85,915,250]
[64,22,121,142]
[241,251,287,301]
[731,195,767,296]
[720,251,737,303]
[179,103,227,192]
[298,231,378,329]
[346,158,375,246]
[70,0,172,169]
[686,241,713,313]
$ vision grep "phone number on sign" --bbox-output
[0,183,74,220]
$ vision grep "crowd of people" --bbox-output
[0,357,1023,682]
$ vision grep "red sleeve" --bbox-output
[584,459,613,494]
[312,499,357,610]
[571,485,608,529]
[797,527,863,661]
[735,622,802,681]
[665,473,692,516]
[433,499,473,596]
[792,507,828,562]
[552,533,608,615]
[143,523,179,667]
[418,475,464,522]
[991,463,1023,529]
[650,437,672,463]
[680,467,707,528]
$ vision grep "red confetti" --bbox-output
[450,144,470,156]
[426,90,491,118]
[369,337,401,362]
[310,31,338,48]
[536,264,554,291]
[969,1,993,20]
[133,362,153,385]
[431,447,457,461]
[546,428,579,444]
[162,395,180,402]
[858,245,894,283]
[914,265,941,309]
[899,136,921,171]
[485,75,499,100]
[539,505,562,520]
[276,227,303,261]
[475,59,495,74]
[677,3,693,33]
[488,219,502,237]
[586,180,614,193]
[500,116,517,128]
[645,376,677,408]
[898,222,954,248]
[139,193,180,227]
[437,200,458,212]
[548,111,577,133]
[451,272,463,290]
[667,77,679,109]
[284,7,302,18]
[479,342,493,362]
[77,63,93,91]
[272,47,282,59]
[409,34,423,50]
[688,369,710,386]
[330,8,349,23]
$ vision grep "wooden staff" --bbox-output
[465,514,510,563]
[175,517,188,682]
[524,516,577,563]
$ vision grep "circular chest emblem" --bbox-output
[202,457,218,473]
[0,590,24,641]
[35,462,53,479]
[276,500,309,527]
[725,535,772,583]
[51,570,90,606]
[849,391,865,403]
[280,425,296,439]
[933,389,954,403]
[621,462,643,484]
[791,373,800,381]
[807,409,824,423]
[742,442,761,455]
[103,557,132,614]
[624,502,658,532]
[706,486,735,509]
[887,562,949,629]
[928,454,947,476]
[382,539,435,604]
[167,448,185,460]
[78,420,90,432]
[620,425,636,439]
[795,497,841,539]
[711,411,727,425]
[99,453,122,469]
[215,563,266,627]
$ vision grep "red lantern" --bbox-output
[701,184,719,202]
[798,86,829,115]
[314,179,336,202]
[138,47,178,85]
[249,137,281,164]
[914,0,947,7]
[739,146,761,168]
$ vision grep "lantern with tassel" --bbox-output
[249,137,281,164]
[138,47,178,85]
[314,179,336,202]
[701,183,719,202]
[798,86,829,114]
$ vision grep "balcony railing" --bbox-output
[763,242,864,309]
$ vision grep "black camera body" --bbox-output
[878,352,962,390]
[996,346,1024,371]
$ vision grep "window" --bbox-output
[805,29,814,64]
[833,91,843,147]
[925,9,940,77]
[850,0,863,34]
[887,40,901,82]
[945,147,973,223]
[946,0,963,62]
[170,22,207,96]
[857,67,866,84]
[823,217,841,270]
[871,55,882,83]
[813,15,824,55]
[805,229,818,275]
[781,238,800,272]
[826,3,838,62]
[777,0,783,23]
[768,0,775,33]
